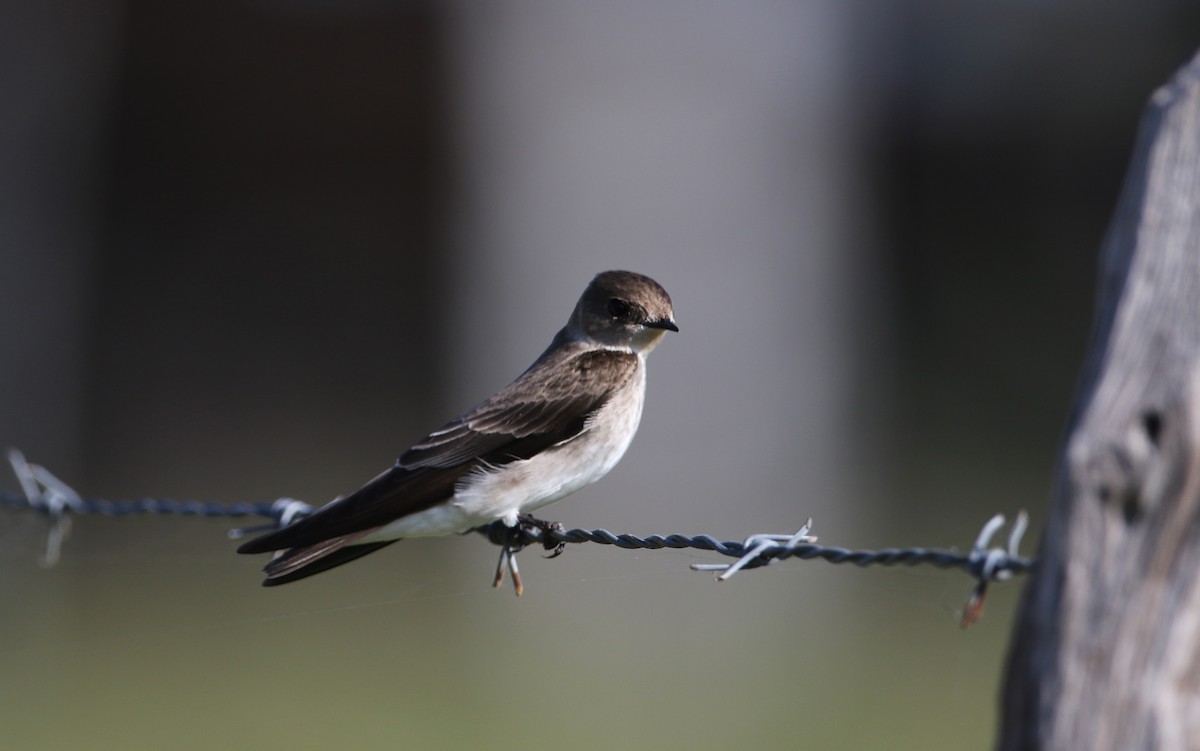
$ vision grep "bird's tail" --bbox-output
[260,532,398,586]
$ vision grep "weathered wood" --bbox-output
[1000,51,1200,750]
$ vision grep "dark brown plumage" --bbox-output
[237,270,676,586]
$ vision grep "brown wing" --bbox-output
[399,342,639,468]
[236,342,638,555]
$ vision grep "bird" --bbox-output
[237,270,677,590]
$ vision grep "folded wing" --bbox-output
[236,343,639,556]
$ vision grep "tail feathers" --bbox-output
[261,532,398,586]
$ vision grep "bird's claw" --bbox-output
[516,514,567,558]
[484,515,568,596]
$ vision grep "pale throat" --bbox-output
[632,327,668,354]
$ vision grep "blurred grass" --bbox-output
[0,514,1022,751]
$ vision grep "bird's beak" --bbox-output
[645,318,679,333]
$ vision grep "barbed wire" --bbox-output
[2,449,1033,626]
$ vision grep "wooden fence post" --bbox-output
[1000,51,1200,749]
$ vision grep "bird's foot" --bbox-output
[481,515,567,596]
[517,514,567,559]
[484,519,528,596]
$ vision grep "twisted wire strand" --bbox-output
[2,488,1034,573]
[0,490,276,519]
[2,450,1033,624]
[512,522,1034,579]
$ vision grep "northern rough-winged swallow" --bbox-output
[237,270,677,588]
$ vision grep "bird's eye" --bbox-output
[607,298,631,319]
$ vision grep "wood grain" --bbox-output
[1000,51,1200,750]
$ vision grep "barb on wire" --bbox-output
[2,450,1033,625]
[7,449,84,566]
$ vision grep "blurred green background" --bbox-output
[3,3,1199,749]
